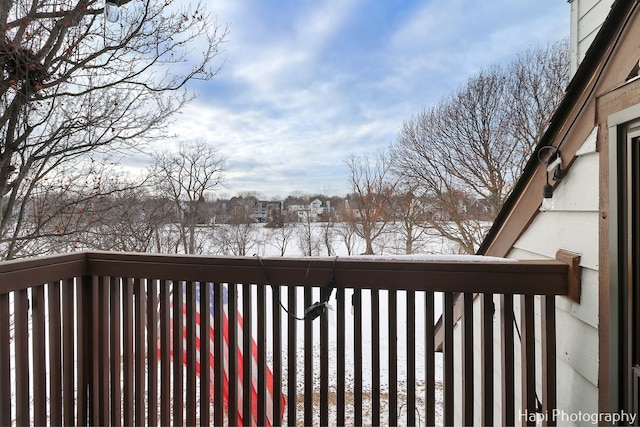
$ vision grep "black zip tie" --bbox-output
[306,256,338,320]
[323,256,339,302]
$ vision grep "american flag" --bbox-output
[164,282,285,426]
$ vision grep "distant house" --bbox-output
[284,197,307,222]
[252,200,269,223]
[451,0,640,421]
[309,199,322,217]
[252,200,282,223]
[465,197,492,221]
[285,198,332,222]
[227,196,259,223]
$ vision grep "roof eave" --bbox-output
[477,0,633,255]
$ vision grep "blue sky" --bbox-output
[159,0,570,199]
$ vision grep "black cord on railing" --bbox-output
[254,254,338,321]
[512,310,544,413]
[254,254,304,320]
[398,402,422,427]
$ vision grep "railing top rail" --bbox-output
[0,252,86,294]
[0,251,569,296]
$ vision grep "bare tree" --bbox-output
[508,40,570,151]
[212,203,261,256]
[334,220,359,255]
[390,41,569,253]
[0,0,227,258]
[296,214,321,257]
[318,218,336,256]
[389,185,430,254]
[344,152,396,255]
[151,140,225,254]
[266,224,295,256]
[3,160,145,257]
[213,223,261,256]
[81,186,176,252]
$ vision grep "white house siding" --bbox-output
[453,291,520,426]
[508,142,600,425]
[451,134,600,426]
[569,0,616,76]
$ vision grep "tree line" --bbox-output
[8,147,488,258]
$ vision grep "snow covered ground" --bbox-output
[268,287,445,426]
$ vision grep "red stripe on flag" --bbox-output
[159,283,286,426]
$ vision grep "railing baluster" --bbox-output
[389,289,398,426]
[372,289,381,426]
[462,292,474,426]
[110,277,122,427]
[286,285,297,427]
[0,292,10,427]
[541,295,557,427]
[78,278,88,426]
[172,280,184,427]
[33,285,46,426]
[49,281,63,427]
[272,284,283,427]
[92,278,102,425]
[98,277,110,426]
[159,280,171,427]
[443,291,454,427]
[134,278,146,427]
[229,283,239,427]
[15,289,29,427]
[202,282,213,426]
[337,287,346,427]
[320,287,329,427]
[407,290,416,427]
[201,282,213,427]
[257,283,267,426]
[481,293,494,426]
[353,289,363,427]
[88,276,100,426]
[148,278,158,427]
[501,294,515,426]
[521,295,536,426]
[63,278,76,427]
[185,281,197,427]
[18,290,32,423]
[303,287,313,427]
[212,282,222,427]
[243,283,253,425]
[425,291,435,427]
[123,278,134,426]
[91,276,100,426]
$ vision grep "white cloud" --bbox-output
[384,0,569,91]
[156,0,570,198]
[215,0,360,96]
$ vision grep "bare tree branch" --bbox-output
[151,139,225,254]
[344,152,397,255]
[0,0,227,259]
[390,41,569,253]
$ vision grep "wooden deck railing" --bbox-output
[0,251,569,426]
